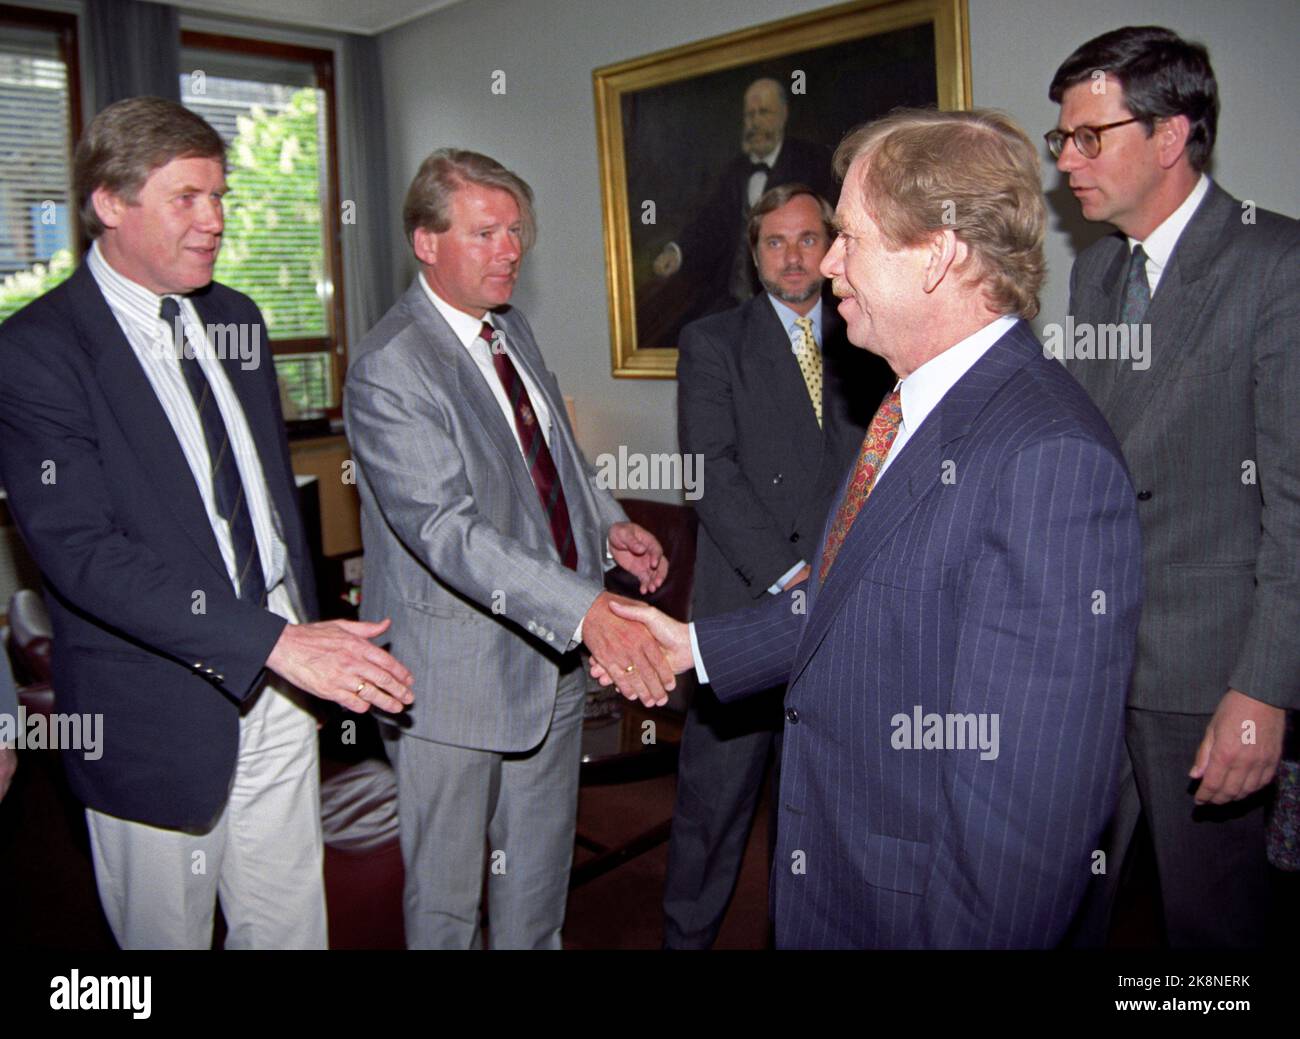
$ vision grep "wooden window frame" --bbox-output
[0,3,84,247]
[180,31,348,413]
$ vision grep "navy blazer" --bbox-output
[695,321,1143,948]
[0,263,316,829]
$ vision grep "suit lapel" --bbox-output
[70,265,231,585]
[748,296,824,461]
[405,284,551,535]
[1097,186,1230,447]
[1067,240,1128,414]
[790,321,1037,686]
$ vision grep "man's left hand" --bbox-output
[608,522,669,595]
[1189,688,1286,805]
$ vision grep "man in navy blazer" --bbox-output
[596,109,1144,948]
[0,97,412,948]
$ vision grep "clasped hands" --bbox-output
[582,594,693,707]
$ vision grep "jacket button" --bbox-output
[772,473,783,484]
[1136,490,1152,501]
[790,532,800,543]
[785,707,800,724]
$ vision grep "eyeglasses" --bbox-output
[1044,118,1139,159]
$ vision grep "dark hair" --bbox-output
[1049,26,1218,172]
[402,148,536,253]
[746,183,833,251]
[74,96,226,239]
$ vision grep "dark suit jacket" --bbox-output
[0,263,316,829]
[1066,182,1300,713]
[695,322,1144,947]
[677,294,885,619]
[676,136,836,314]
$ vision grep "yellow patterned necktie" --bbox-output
[793,317,823,428]
[819,389,903,581]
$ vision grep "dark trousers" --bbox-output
[662,683,782,949]
[1069,706,1274,948]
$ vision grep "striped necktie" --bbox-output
[479,322,578,569]
[161,297,266,604]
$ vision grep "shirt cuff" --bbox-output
[767,559,809,595]
[688,622,708,685]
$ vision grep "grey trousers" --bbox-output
[1069,706,1274,948]
[385,665,586,949]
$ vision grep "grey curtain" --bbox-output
[339,33,396,352]
[86,0,181,113]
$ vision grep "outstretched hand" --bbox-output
[267,617,415,714]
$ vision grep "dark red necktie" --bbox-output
[479,322,577,569]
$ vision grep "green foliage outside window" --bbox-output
[0,88,327,337]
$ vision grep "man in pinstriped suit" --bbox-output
[595,109,1144,948]
[1051,27,1300,948]
[345,149,674,949]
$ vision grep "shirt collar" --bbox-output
[767,294,822,346]
[899,314,1018,435]
[1128,173,1210,274]
[87,239,168,315]
[418,271,492,350]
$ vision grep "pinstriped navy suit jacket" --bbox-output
[695,321,1144,948]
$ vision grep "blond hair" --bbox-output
[833,108,1045,319]
[402,149,536,253]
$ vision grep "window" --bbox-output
[180,33,345,413]
[0,5,81,322]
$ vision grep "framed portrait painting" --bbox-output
[593,0,972,377]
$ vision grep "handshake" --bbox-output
[580,521,694,707]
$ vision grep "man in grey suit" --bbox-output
[665,184,885,947]
[344,149,674,949]
[1049,26,1300,947]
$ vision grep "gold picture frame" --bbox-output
[594,0,972,378]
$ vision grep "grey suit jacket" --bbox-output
[344,278,627,752]
[1066,181,1300,713]
[677,294,885,619]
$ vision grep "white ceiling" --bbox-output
[167,0,469,36]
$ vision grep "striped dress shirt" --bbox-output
[87,243,298,626]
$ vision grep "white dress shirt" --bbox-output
[418,273,554,453]
[87,242,298,626]
[1128,173,1210,294]
[877,314,1018,483]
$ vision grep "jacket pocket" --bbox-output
[861,832,932,895]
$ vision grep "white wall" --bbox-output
[378,0,1299,499]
